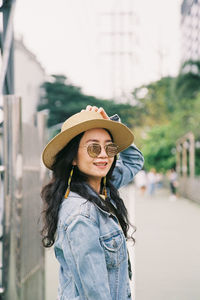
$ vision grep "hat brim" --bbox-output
[42,118,134,169]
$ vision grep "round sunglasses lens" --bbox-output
[106,144,118,157]
[87,144,101,157]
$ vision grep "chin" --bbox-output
[90,170,108,179]
[86,165,111,179]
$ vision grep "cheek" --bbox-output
[75,149,92,169]
[74,148,84,165]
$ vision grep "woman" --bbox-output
[41,105,144,300]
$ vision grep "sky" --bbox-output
[14,0,182,99]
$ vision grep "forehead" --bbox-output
[81,128,112,142]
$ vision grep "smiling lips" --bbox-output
[93,162,108,167]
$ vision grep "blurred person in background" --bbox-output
[155,172,164,189]
[147,168,157,196]
[168,168,178,201]
[134,168,148,195]
[41,105,144,300]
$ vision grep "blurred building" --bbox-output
[181,0,200,62]
[14,38,46,123]
[0,34,46,122]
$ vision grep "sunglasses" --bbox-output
[86,143,119,158]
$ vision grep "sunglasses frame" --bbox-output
[86,142,119,158]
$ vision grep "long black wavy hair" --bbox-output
[41,130,135,249]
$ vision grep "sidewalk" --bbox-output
[45,248,59,300]
[132,186,200,300]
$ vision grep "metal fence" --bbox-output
[1,96,46,300]
[176,132,200,205]
[178,177,200,204]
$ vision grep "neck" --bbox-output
[88,177,101,194]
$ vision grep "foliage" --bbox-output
[175,60,200,101]
[131,62,200,174]
[132,76,176,127]
[141,124,176,172]
[37,75,138,130]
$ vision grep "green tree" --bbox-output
[132,76,176,127]
[132,71,200,173]
[175,60,200,101]
[141,124,176,172]
[38,75,138,129]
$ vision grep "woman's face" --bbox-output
[73,128,114,186]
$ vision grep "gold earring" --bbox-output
[64,166,74,198]
[103,176,107,198]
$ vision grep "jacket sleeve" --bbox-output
[111,144,144,189]
[63,215,112,300]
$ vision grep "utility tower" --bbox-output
[99,0,139,102]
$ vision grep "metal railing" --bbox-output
[0,96,46,300]
[176,132,200,204]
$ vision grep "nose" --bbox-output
[98,145,108,157]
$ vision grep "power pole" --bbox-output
[99,0,138,102]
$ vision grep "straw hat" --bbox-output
[42,110,134,169]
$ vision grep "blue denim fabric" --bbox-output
[54,144,144,300]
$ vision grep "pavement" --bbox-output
[45,185,200,300]
[124,185,200,300]
[45,247,59,300]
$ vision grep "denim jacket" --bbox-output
[54,144,144,300]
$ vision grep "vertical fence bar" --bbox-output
[3,95,22,300]
[182,143,187,177]
[2,96,46,299]
[189,133,195,178]
[0,115,5,297]
[176,144,181,177]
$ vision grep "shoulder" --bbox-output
[58,191,101,227]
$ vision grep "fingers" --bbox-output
[91,106,98,112]
[85,105,98,111]
[82,105,109,119]
[81,105,92,112]
[97,107,109,119]
[85,105,92,111]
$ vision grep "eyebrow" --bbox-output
[86,139,112,143]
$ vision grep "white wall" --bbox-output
[14,39,46,123]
